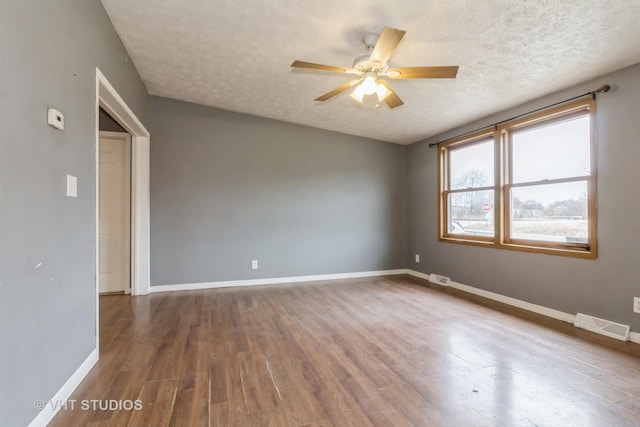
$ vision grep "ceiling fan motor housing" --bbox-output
[352,54,372,69]
[352,32,382,71]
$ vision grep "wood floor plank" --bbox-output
[49,276,640,426]
[126,379,178,427]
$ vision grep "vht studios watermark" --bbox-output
[34,399,143,411]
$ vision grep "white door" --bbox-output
[99,132,131,294]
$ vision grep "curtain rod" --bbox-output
[428,84,611,148]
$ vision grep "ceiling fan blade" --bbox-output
[369,27,406,66]
[314,79,363,102]
[378,80,404,109]
[387,66,459,79]
[291,60,356,74]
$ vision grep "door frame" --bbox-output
[99,131,132,295]
[95,68,150,351]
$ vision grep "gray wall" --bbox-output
[408,63,640,331]
[149,96,407,285]
[0,1,148,426]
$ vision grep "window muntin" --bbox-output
[438,99,596,258]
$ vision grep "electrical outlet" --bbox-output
[634,297,640,314]
[415,254,420,263]
[251,260,258,270]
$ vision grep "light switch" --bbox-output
[66,175,77,198]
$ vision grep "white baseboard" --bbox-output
[405,269,640,341]
[28,348,98,427]
[151,269,407,293]
[452,280,576,324]
[405,269,431,281]
[407,269,577,324]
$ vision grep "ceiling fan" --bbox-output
[291,27,459,109]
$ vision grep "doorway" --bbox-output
[98,130,131,294]
[95,68,150,353]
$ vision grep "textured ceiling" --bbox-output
[101,0,640,144]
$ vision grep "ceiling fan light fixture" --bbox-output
[361,74,377,96]
[350,84,365,103]
[376,82,391,102]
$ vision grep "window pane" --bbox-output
[448,190,494,237]
[510,181,588,243]
[450,139,494,189]
[512,114,590,183]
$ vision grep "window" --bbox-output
[438,98,596,258]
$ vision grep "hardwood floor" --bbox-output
[50,275,640,426]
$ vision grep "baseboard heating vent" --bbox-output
[574,313,630,341]
[429,274,450,286]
